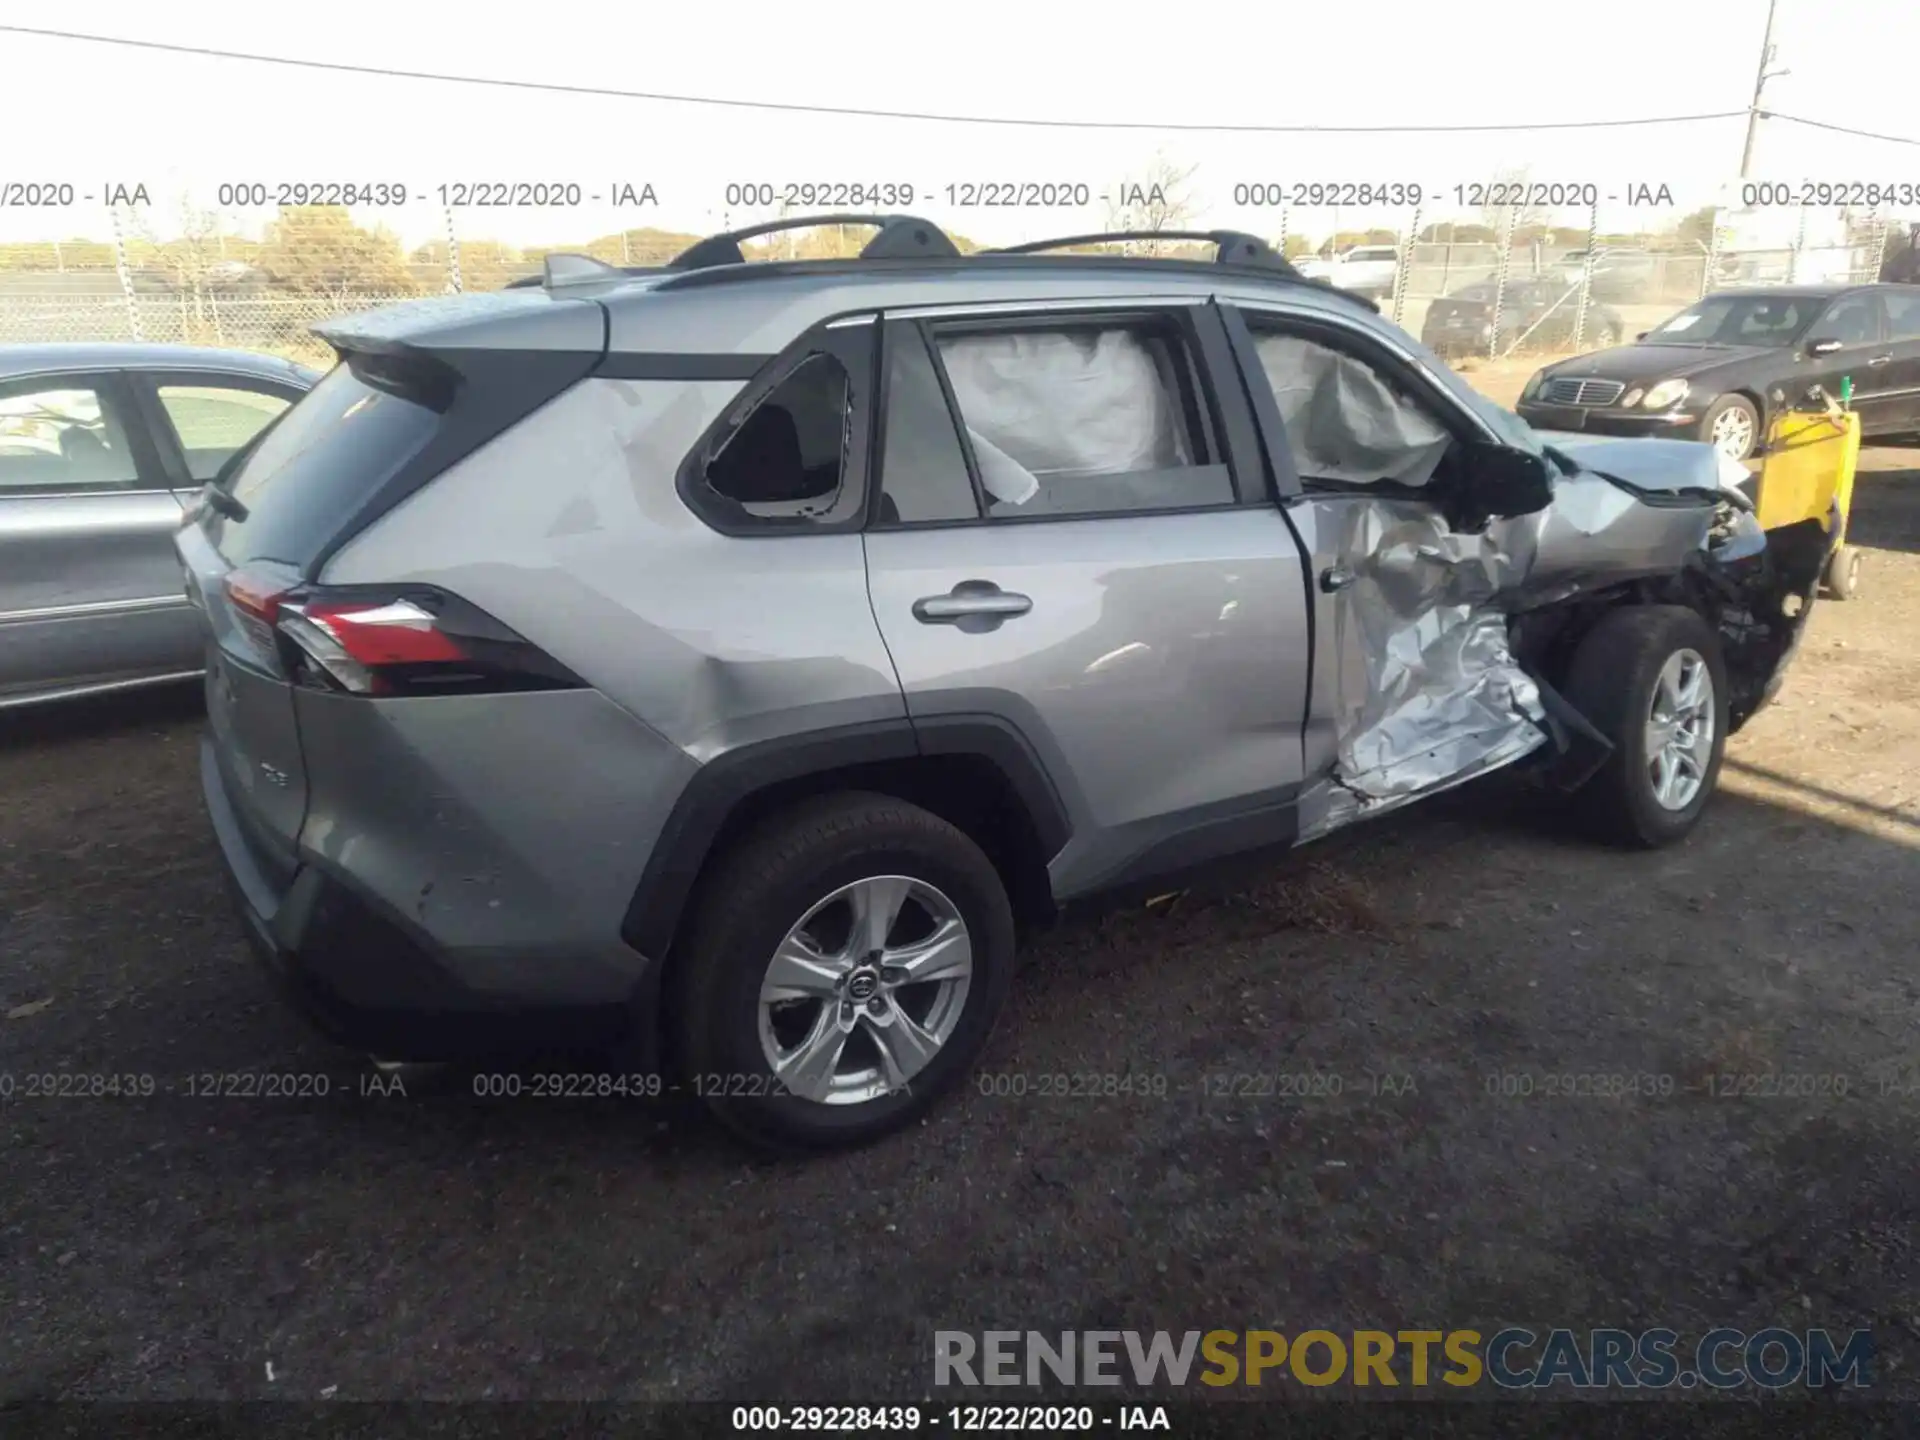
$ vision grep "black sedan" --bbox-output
[1422,278,1623,359]
[1515,284,1920,462]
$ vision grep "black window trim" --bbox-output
[125,367,310,492]
[1220,300,1489,505]
[0,369,170,498]
[863,318,991,530]
[673,313,880,539]
[866,300,1262,533]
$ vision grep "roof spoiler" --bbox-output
[308,290,609,402]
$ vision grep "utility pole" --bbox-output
[1739,0,1787,179]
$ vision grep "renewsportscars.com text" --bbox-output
[933,1328,1873,1390]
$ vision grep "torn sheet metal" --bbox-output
[1295,426,1759,842]
[1297,497,1551,841]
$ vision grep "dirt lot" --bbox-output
[4,391,1920,1405]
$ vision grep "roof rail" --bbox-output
[982,228,1378,310]
[524,217,1381,313]
[669,213,961,271]
[986,230,1301,276]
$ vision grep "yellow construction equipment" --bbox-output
[1752,388,1862,600]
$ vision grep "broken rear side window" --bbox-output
[704,352,861,524]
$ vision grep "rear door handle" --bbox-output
[912,581,1032,626]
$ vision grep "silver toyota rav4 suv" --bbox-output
[177,216,1833,1153]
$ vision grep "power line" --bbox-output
[1,24,1750,134]
[1766,112,1920,148]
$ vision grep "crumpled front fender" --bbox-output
[1299,431,1811,841]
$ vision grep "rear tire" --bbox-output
[1561,606,1730,848]
[675,792,1015,1154]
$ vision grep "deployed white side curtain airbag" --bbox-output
[937,330,1191,506]
[1253,333,1451,489]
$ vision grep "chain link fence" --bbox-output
[0,286,415,368]
[1362,203,1906,369]
[0,202,703,365]
[0,196,1912,372]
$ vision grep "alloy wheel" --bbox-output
[1645,648,1716,811]
[757,875,973,1105]
[1710,406,1755,460]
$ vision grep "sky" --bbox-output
[2,0,1917,253]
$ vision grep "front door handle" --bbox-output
[912,580,1032,627]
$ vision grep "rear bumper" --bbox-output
[201,733,657,1065]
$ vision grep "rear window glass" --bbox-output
[209,362,440,567]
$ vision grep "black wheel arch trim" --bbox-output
[619,713,1071,964]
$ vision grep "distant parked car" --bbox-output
[1422,278,1623,358]
[1516,284,1920,462]
[1554,249,1671,303]
[0,342,318,708]
[1295,245,1401,299]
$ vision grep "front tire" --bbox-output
[1699,395,1760,463]
[1561,606,1730,848]
[675,792,1015,1153]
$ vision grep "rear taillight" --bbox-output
[223,567,580,697]
[224,564,299,664]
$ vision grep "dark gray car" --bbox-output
[0,343,317,708]
[1422,278,1624,358]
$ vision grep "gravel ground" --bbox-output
[4,433,1919,1406]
